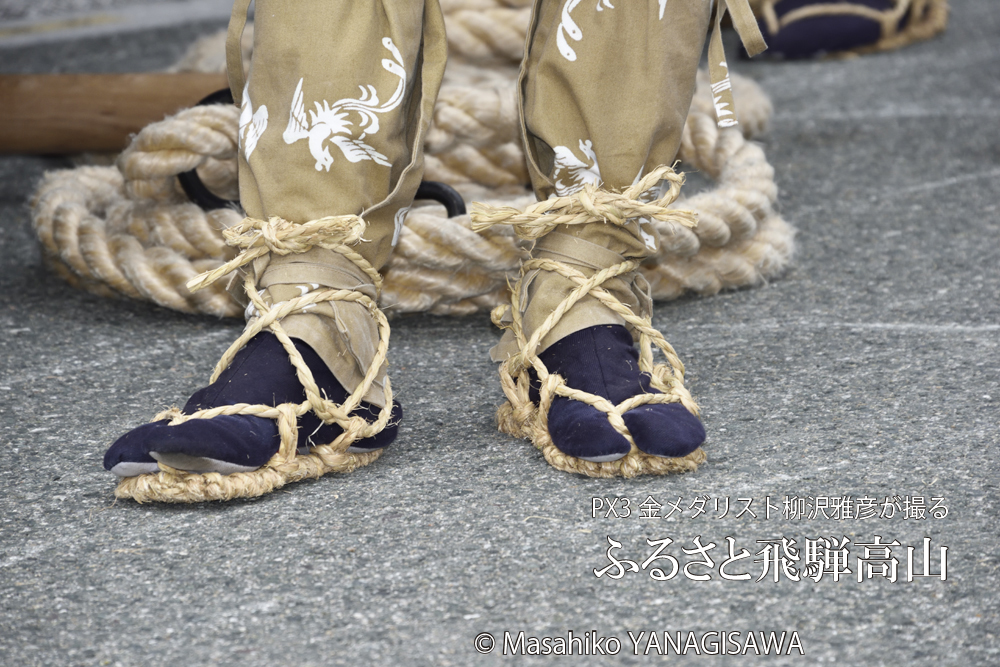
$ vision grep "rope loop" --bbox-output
[223,214,368,254]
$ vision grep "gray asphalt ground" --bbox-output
[1,2,998,666]
[0,0,220,23]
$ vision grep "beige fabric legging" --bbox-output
[507,0,718,356]
[225,0,746,393]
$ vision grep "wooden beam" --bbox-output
[0,73,229,154]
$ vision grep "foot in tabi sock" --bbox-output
[533,325,705,463]
[748,0,948,60]
[103,332,401,477]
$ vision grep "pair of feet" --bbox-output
[103,324,705,477]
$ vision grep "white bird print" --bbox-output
[557,0,615,62]
[551,139,602,196]
[392,207,409,247]
[282,37,407,172]
[238,83,268,161]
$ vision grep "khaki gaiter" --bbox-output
[492,0,762,361]
[225,0,447,406]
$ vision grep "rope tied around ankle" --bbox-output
[186,214,378,293]
[471,165,697,240]
[471,165,702,472]
[153,213,394,471]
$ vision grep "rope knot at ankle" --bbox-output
[186,214,378,294]
[470,164,698,240]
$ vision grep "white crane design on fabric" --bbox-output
[392,206,409,247]
[557,0,615,62]
[552,139,602,196]
[557,0,669,62]
[282,37,407,171]
[239,83,269,161]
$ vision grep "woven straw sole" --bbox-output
[114,444,381,503]
[494,361,706,479]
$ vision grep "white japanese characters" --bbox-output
[593,534,949,583]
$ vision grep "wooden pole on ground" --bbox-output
[0,73,229,154]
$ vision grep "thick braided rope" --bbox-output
[114,214,393,503]
[117,104,240,203]
[471,166,706,478]
[31,92,792,317]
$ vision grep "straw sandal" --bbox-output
[111,214,396,502]
[751,0,948,59]
[472,165,707,478]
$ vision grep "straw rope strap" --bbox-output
[755,0,948,56]
[114,214,393,503]
[471,165,706,478]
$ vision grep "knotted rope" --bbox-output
[472,166,697,239]
[470,166,707,478]
[114,214,394,503]
[187,214,376,292]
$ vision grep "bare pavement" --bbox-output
[1,1,998,665]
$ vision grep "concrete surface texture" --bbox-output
[1,1,998,665]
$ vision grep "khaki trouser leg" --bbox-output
[492,0,714,360]
[226,0,447,405]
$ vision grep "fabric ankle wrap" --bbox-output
[490,226,654,362]
[241,247,387,407]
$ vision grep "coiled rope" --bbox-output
[31,20,793,318]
